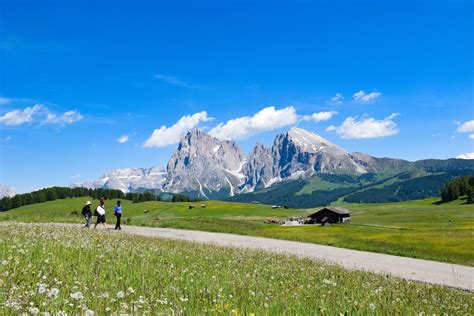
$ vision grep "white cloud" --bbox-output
[0,97,12,105]
[302,111,338,122]
[0,104,43,126]
[457,120,474,133]
[117,135,130,144]
[43,110,83,125]
[209,106,298,140]
[385,113,399,120]
[0,104,83,127]
[144,111,211,147]
[325,125,337,132]
[469,134,474,139]
[328,113,399,139]
[154,74,210,89]
[0,96,39,106]
[456,152,474,159]
[327,93,343,104]
[353,90,382,102]
[154,74,190,87]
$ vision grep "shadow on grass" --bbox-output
[432,196,473,205]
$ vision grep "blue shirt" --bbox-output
[114,205,122,214]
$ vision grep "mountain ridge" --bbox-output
[74,128,474,205]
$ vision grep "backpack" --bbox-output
[93,206,99,216]
[82,205,90,216]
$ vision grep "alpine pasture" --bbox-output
[1,197,473,265]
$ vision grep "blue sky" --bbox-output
[0,0,473,193]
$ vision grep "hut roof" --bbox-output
[322,207,350,215]
[309,207,351,217]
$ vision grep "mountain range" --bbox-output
[75,127,474,207]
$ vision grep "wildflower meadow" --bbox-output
[1,224,472,315]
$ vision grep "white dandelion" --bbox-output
[49,288,60,298]
[70,291,83,301]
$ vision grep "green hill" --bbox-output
[1,197,473,266]
[226,167,474,207]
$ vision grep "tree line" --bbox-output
[344,170,474,204]
[227,179,348,208]
[228,170,474,207]
[0,187,160,212]
[440,176,474,203]
[171,194,202,202]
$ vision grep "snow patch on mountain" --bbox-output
[75,127,406,197]
[76,166,167,193]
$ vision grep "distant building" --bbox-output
[307,207,351,224]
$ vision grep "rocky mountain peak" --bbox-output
[241,142,273,191]
[77,127,411,198]
[175,128,244,170]
[251,142,268,153]
[75,166,167,193]
[272,127,368,178]
[164,129,245,198]
[286,127,338,153]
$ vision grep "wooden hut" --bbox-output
[307,207,351,224]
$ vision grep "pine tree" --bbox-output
[22,193,33,205]
[132,194,140,203]
[11,195,22,209]
[0,197,12,211]
[467,186,474,204]
[37,193,46,203]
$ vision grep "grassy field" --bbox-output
[1,197,473,266]
[1,224,472,315]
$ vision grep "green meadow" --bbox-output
[1,224,472,315]
[1,197,473,265]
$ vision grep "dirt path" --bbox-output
[18,223,474,291]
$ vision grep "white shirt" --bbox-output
[96,205,105,215]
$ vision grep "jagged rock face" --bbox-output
[77,166,167,193]
[164,129,245,198]
[272,127,368,178]
[241,143,273,191]
[76,128,418,197]
[0,184,16,198]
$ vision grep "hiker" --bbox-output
[94,198,107,229]
[82,201,92,228]
[114,200,122,230]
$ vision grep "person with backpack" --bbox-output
[81,201,92,228]
[94,198,107,230]
[114,200,122,230]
